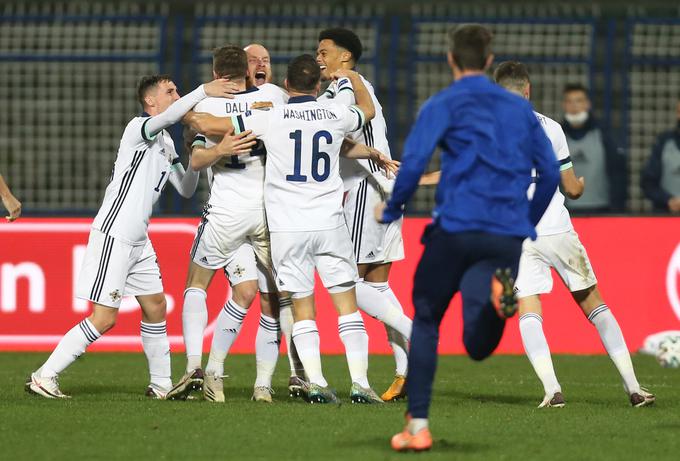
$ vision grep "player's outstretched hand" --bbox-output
[204,78,240,99]
[374,202,387,223]
[2,193,21,222]
[216,129,257,156]
[368,147,400,178]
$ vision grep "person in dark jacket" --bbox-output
[561,83,627,213]
[641,101,680,213]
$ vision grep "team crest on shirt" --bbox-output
[109,289,122,303]
[233,265,245,277]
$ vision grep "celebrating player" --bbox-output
[317,27,412,402]
[494,61,655,408]
[170,45,288,403]
[229,55,398,403]
[25,75,239,399]
[377,25,560,451]
[244,42,309,396]
[245,43,274,87]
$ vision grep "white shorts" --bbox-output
[270,226,359,294]
[344,178,405,264]
[76,229,163,308]
[224,242,276,293]
[515,230,598,298]
[190,206,274,292]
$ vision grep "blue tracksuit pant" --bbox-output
[406,225,524,418]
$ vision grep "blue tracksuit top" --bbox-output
[383,75,559,240]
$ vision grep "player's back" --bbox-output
[531,112,573,236]
[422,75,553,238]
[255,96,362,232]
[92,116,175,244]
[194,83,287,209]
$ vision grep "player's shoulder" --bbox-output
[194,97,224,111]
[535,111,566,136]
[257,83,288,102]
[121,115,148,140]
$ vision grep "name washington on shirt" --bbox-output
[283,107,339,121]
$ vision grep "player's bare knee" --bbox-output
[89,304,118,334]
[185,262,214,291]
[572,284,602,315]
[232,281,258,308]
[138,293,167,323]
[328,282,357,315]
[518,295,542,316]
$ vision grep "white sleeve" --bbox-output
[552,125,573,171]
[168,153,199,198]
[318,81,337,101]
[232,109,270,138]
[339,104,365,134]
[141,85,207,142]
[333,77,357,106]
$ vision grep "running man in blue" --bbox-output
[377,25,560,451]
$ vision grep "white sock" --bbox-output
[386,326,409,376]
[292,320,327,387]
[255,314,280,388]
[588,305,641,394]
[40,318,101,377]
[338,311,370,388]
[519,313,561,395]
[141,321,172,392]
[205,298,248,376]
[279,296,305,377]
[408,418,429,435]
[182,287,208,372]
[375,282,410,377]
[356,281,412,339]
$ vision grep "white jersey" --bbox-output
[319,74,393,191]
[234,96,365,232]
[92,117,179,245]
[192,83,288,210]
[530,112,574,236]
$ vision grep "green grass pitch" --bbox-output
[2,353,678,460]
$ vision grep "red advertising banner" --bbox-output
[1,218,679,353]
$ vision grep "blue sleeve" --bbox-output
[383,97,450,222]
[528,110,560,226]
[641,133,672,210]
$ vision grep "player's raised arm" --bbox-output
[190,129,257,171]
[340,139,400,179]
[142,79,235,141]
[183,111,233,137]
[331,69,375,122]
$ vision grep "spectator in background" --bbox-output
[641,100,680,213]
[561,83,627,214]
[0,173,21,222]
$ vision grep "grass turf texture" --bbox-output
[2,353,678,460]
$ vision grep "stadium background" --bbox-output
[1,0,680,353]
